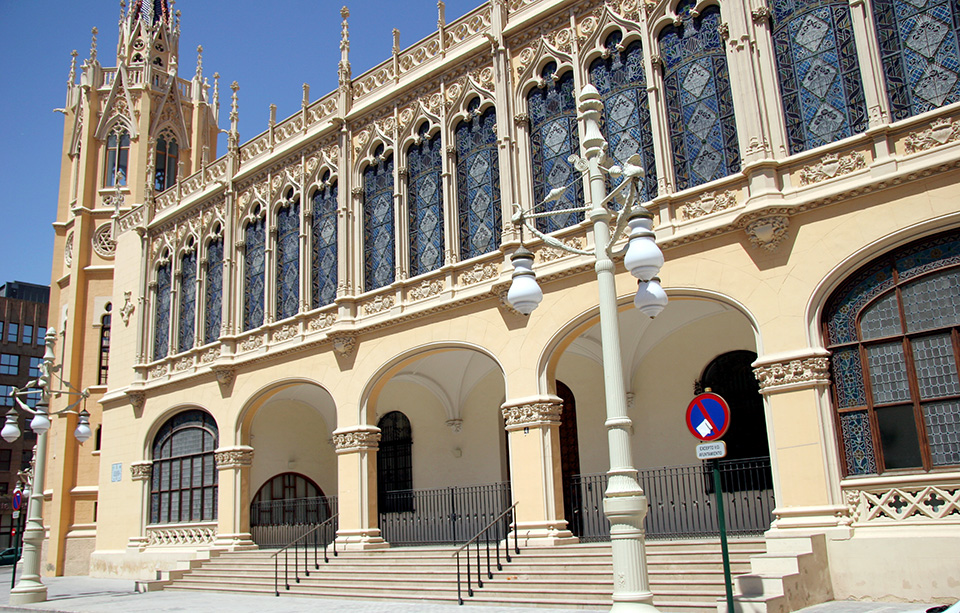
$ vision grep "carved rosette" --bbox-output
[744,215,789,251]
[798,152,867,186]
[332,427,381,453]
[753,356,831,392]
[501,401,563,429]
[130,461,153,481]
[215,446,254,469]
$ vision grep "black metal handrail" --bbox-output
[251,495,337,547]
[379,482,510,546]
[271,513,338,596]
[451,501,519,605]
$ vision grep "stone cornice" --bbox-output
[753,350,831,393]
[130,461,153,481]
[214,445,255,469]
[332,425,381,453]
[501,400,563,429]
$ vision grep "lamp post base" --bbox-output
[9,579,48,605]
[610,600,660,613]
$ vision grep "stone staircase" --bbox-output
[158,537,766,611]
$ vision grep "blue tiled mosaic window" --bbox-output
[204,237,223,344]
[660,1,740,190]
[456,102,501,260]
[178,250,197,353]
[872,0,960,121]
[588,32,658,201]
[311,179,338,309]
[364,151,395,291]
[153,261,171,360]
[771,0,868,153]
[824,229,960,475]
[408,127,445,277]
[276,199,300,320]
[244,217,266,331]
[528,64,583,233]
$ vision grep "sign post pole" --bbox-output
[10,487,23,590]
[711,459,735,613]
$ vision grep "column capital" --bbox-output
[501,396,563,430]
[214,445,255,469]
[753,348,831,394]
[130,461,153,481]
[332,425,381,453]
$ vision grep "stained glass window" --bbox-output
[872,0,960,121]
[204,236,223,344]
[588,32,658,201]
[824,229,960,475]
[153,261,171,360]
[312,179,338,308]
[364,150,395,292]
[528,63,584,233]
[408,126,445,277]
[106,128,130,187]
[770,0,868,153]
[244,217,266,331]
[456,101,501,260]
[155,134,179,191]
[660,1,740,190]
[178,249,197,353]
[98,304,111,386]
[276,198,300,320]
[150,410,218,525]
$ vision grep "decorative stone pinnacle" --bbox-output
[90,27,99,62]
[341,6,349,19]
[196,45,203,79]
[68,50,78,84]
[438,0,446,28]
[230,81,240,126]
[393,29,401,54]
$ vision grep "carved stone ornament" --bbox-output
[271,324,298,343]
[446,419,463,433]
[147,526,217,547]
[120,291,135,326]
[408,279,444,301]
[239,334,264,352]
[210,364,235,386]
[745,215,789,251]
[491,282,524,316]
[214,446,254,469]
[679,190,738,221]
[537,237,584,263]
[501,402,563,428]
[753,356,830,391]
[798,152,867,186]
[64,231,74,267]
[328,332,356,357]
[332,427,381,453]
[92,223,117,258]
[126,390,145,412]
[149,364,169,379]
[845,484,960,524]
[199,346,222,364]
[752,6,771,23]
[460,262,499,285]
[308,312,337,331]
[904,117,960,154]
[130,461,153,481]
[363,294,394,315]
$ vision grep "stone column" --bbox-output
[126,461,153,551]
[333,425,387,549]
[502,397,577,546]
[213,445,257,549]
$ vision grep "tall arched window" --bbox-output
[244,215,266,331]
[771,0,867,153]
[150,409,218,524]
[105,127,130,187]
[456,99,501,260]
[98,304,112,386]
[872,0,960,121]
[528,63,583,233]
[153,259,171,360]
[824,229,960,476]
[407,125,444,277]
[311,176,338,309]
[178,247,197,353]
[154,134,179,191]
[588,31,658,200]
[660,0,740,190]
[364,148,395,292]
[276,195,300,321]
[204,233,223,344]
[377,411,413,513]
[250,473,330,528]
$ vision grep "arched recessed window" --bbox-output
[276,194,300,321]
[204,233,223,344]
[377,411,413,513]
[408,124,445,277]
[659,0,740,190]
[178,246,197,353]
[770,0,867,153]
[153,259,171,360]
[872,0,960,121]
[244,214,266,331]
[98,303,112,386]
[588,31,658,201]
[250,473,331,527]
[150,409,218,524]
[364,147,395,292]
[456,100,501,260]
[528,63,583,233]
[155,134,179,192]
[105,128,130,187]
[311,176,338,309]
[824,229,960,476]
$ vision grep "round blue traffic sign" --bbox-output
[686,393,731,442]
[12,489,22,511]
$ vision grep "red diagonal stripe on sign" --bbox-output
[695,400,719,436]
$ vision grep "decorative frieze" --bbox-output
[363,294,394,315]
[308,312,337,331]
[271,324,298,343]
[333,427,381,453]
[239,334,264,352]
[904,117,960,154]
[798,152,867,186]
[149,364,168,379]
[214,446,254,469]
[502,401,563,428]
[408,279,444,301]
[845,483,960,525]
[172,356,193,372]
[753,356,830,391]
[538,237,584,263]
[147,525,217,547]
[199,346,221,364]
[678,190,738,221]
[744,215,789,251]
[130,461,153,481]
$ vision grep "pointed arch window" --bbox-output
[528,63,583,233]
[456,100,501,260]
[243,216,266,331]
[106,128,130,187]
[377,411,413,513]
[150,409,218,524]
[155,134,179,192]
[660,1,740,190]
[311,176,338,309]
[153,259,171,360]
[98,304,112,386]
[408,125,445,277]
[364,148,395,292]
[204,234,224,344]
[178,248,197,353]
[770,0,867,153]
[588,31,658,200]
[276,195,300,321]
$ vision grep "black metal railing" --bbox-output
[452,501,520,605]
[271,513,338,596]
[569,457,775,542]
[251,495,337,548]
[379,482,511,546]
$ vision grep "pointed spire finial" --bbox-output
[393,28,401,54]
[196,45,203,80]
[438,0,446,28]
[68,50,78,85]
[230,81,240,126]
[119,0,126,26]
[338,7,352,87]
[302,83,310,107]
[90,27,99,62]
[213,72,221,121]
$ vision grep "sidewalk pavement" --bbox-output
[0,567,941,613]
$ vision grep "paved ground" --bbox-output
[0,566,943,613]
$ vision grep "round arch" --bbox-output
[235,377,337,444]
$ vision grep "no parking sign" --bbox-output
[685,392,731,442]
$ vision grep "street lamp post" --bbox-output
[2,328,91,605]
[507,85,665,613]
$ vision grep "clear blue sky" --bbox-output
[0,0,481,287]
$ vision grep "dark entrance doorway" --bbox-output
[557,381,582,536]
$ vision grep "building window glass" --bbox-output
[276,196,301,321]
[0,354,19,376]
[244,217,266,331]
[150,409,218,524]
[204,236,224,344]
[0,385,13,406]
[250,473,331,527]
[0,323,4,339]
[311,177,338,309]
[21,325,32,345]
[178,250,197,353]
[407,125,445,277]
[363,148,396,292]
[6,324,18,344]
[106,129,130,187]
[456,100,501,261]
[153,261,171,360]
[0,450,10,472]
[824,229,960,475]
[154,134,179,192]
[28,357,42,379]
[872,0,960,122]
[588,31,658,200]
[528,63,583,233]
[36,326,46,345]
[99,305,111,386]
[660,0,740,190]
[377,411,413,513]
